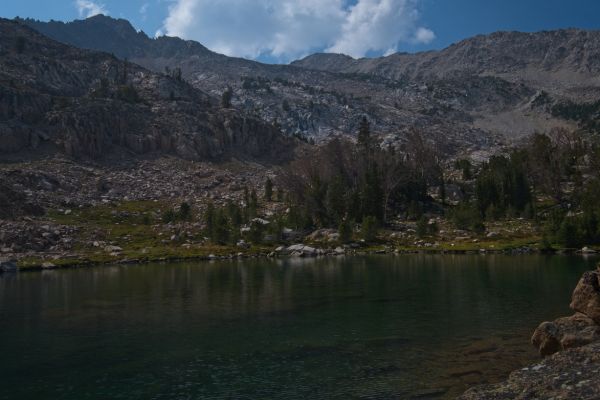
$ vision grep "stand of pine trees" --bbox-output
[280,120,600,248]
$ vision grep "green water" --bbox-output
[0,255,596,399]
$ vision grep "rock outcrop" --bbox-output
[460,266,600,399]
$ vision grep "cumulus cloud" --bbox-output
[75,0,108,18]
[413,27,436,44]
[162,0,434,61]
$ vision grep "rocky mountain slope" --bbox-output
[0,18,293,162]
[22,16,600,155]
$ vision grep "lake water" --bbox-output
[0,255,597,399]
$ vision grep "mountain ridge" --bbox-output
[14,15,600,155]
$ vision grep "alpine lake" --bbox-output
[0,254,597,399]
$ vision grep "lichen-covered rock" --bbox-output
[570,268,600,324]
[531,313,600,356]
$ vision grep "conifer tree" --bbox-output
[204,202,215,237]
[249,190,258,219]
[357,116,371,154]
[221,87,232,108]
[264,178,273,202]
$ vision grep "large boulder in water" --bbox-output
[570,268,600,324]
[531,313,600,356]
[531,267,600,357]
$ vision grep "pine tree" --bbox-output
[221,87,232,108]
[226,200,243,227]
[357,116,371,153]
[243,186,250,222]
[361,164,384,221]
[248,221,264,244]
[212,209,230,244]
[204,202,215,237]
[338,219,353,243]
[264,178,273,202]
[326,176,346,225]
[249,190,258,219]
[361,216,379,242]
[416,216,428,238]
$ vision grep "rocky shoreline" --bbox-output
[0,242,583,273]
[460,266,600,399]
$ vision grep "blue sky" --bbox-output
[2,0,599,63]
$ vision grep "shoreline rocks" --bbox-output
[460,266,600,399]
[532,267,600,357]
[459,341,600,399]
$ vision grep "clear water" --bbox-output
[0,255,596,400]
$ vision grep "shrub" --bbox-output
[178,202,192,221]
[162,209,176,224]
[451,203,485,233]
[361,216,379,242]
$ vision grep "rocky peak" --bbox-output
[21,15,213,60]
[291,53,357,71]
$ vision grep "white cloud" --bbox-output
[413,27,435,44]
[162,0,434,61]
[75,0,108,18]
